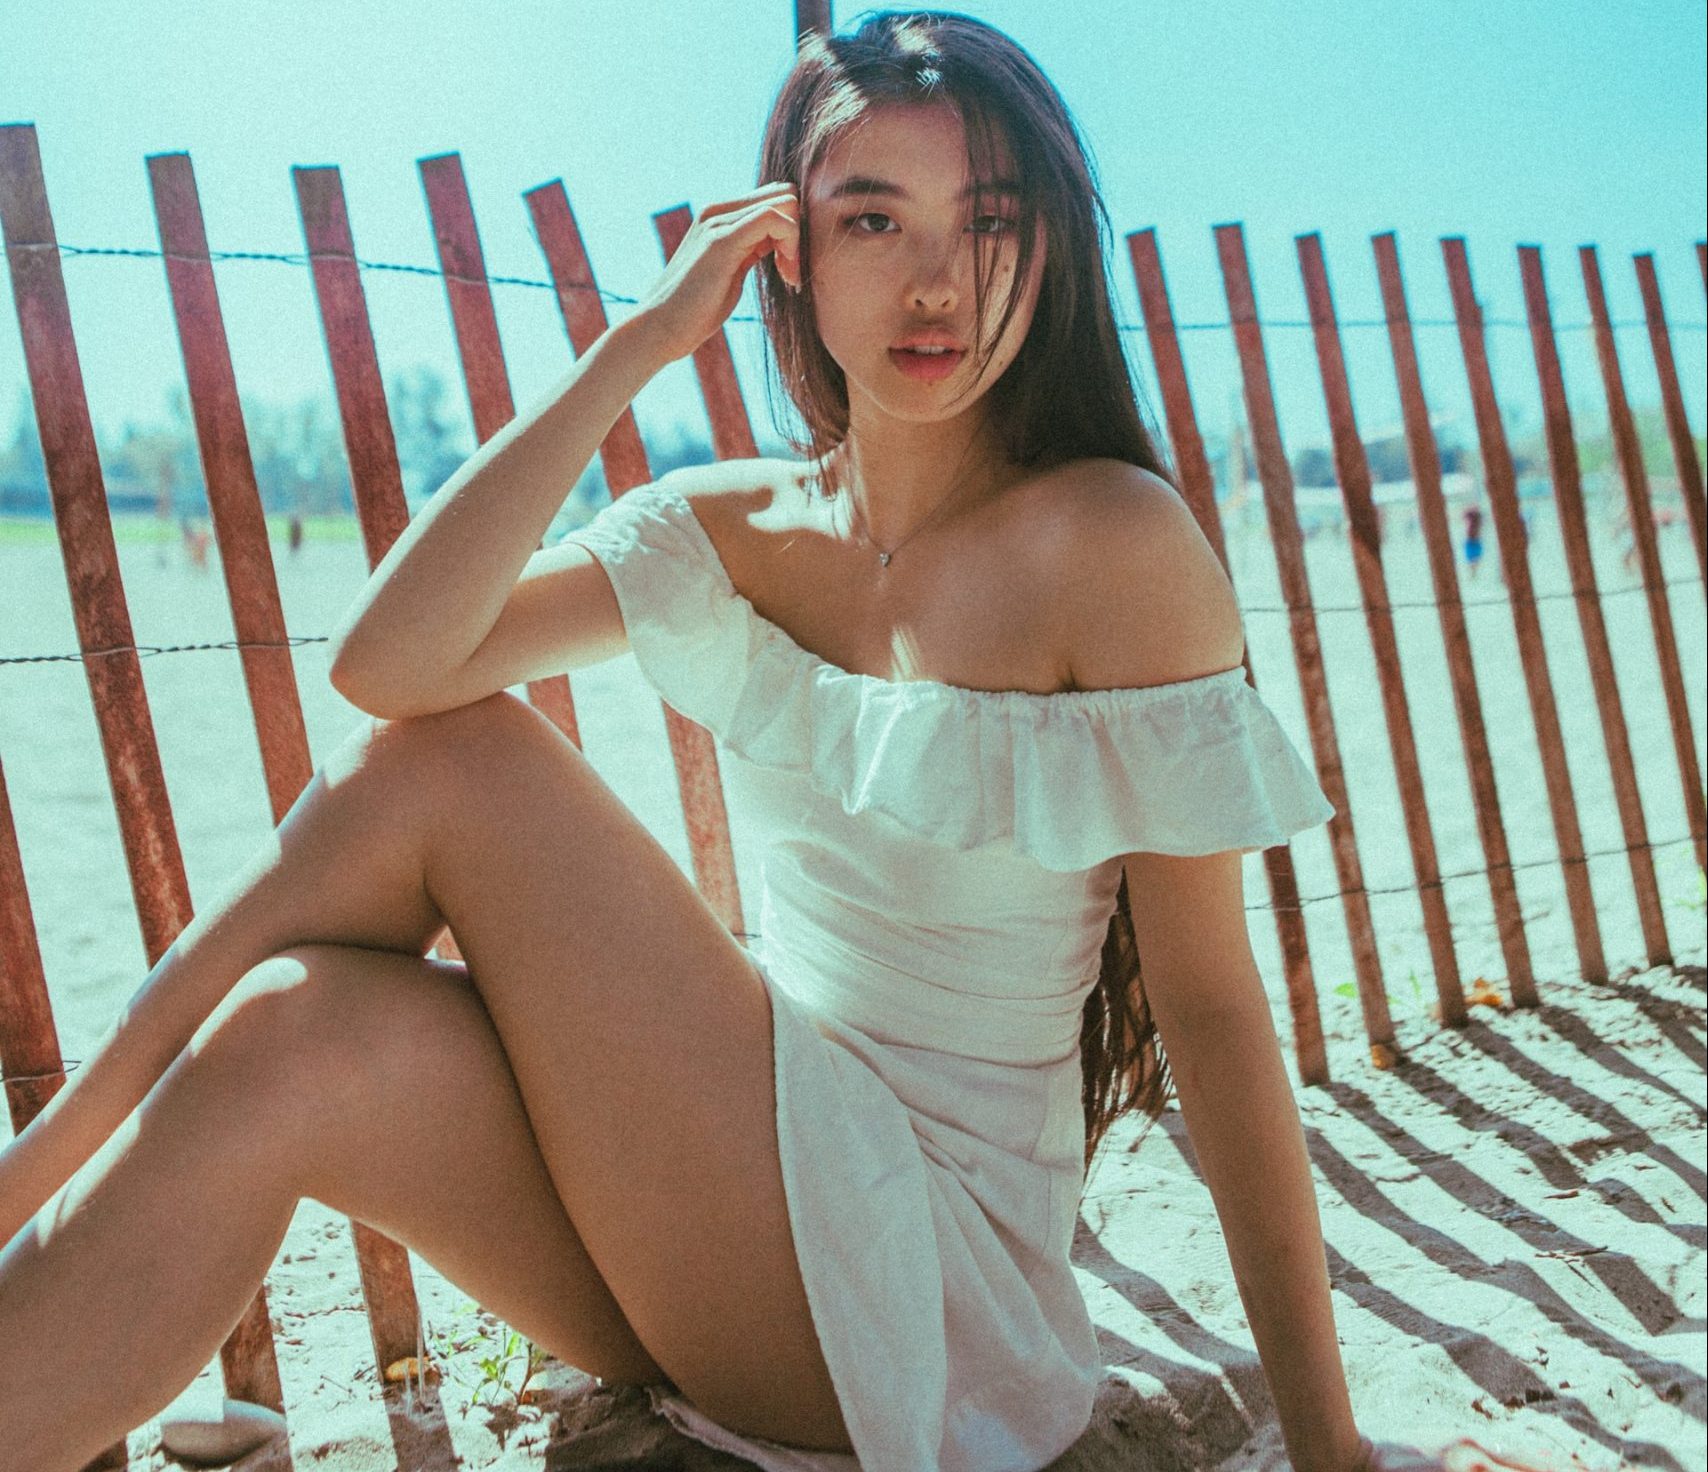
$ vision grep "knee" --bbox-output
[355,691,582,787]
[318,691,567,814]
[189,946,365,1102]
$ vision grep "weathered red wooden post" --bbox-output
[414,155,582,748]
[288,164,443,1386]
[1578,245,1707,875]
[1123,226,1333,1082]
[525,182,746,935]
[1442,236,1594,1000]
[1371,231,1533,1015]
[1632,253,1706,585]
[0,759,62,1132]
[646,202,775,938]
[1517,246,1673,968]
[1215,223,1389,1051]
[795,0,833,44]
[1296,231,1464,1030]
[0,123,268,1467]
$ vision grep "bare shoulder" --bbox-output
[652,456,802,533]
[1034,457,1245,692]
[655,456,802,497]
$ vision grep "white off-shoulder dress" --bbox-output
[554,478,1334,1472]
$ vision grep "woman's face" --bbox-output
[802,102,1045,423]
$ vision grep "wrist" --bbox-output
[1283,1417,1366,1472]
[607,309,680,373]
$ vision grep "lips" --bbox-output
[888,346,966,382]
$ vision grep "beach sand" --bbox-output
[0,491,1701,1469]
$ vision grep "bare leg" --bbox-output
[0,714,447,1248]
[1,695,850,1460]
[0,981,306,1471]
[0,938,677,1472]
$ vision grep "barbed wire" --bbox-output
[1,571,1700,668]
[45,241,1708,335]
[5,826,1699,1092]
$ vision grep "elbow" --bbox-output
[327,652,482,723]
[327,646,415,722]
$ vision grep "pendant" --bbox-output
[878,551,892,567]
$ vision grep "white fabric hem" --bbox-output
[645,1385,862,1470]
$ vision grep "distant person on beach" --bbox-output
[1613,498,1675,578]
[1462,503,1484,579]
[0,15,1546,1472]
[178,512,210,570]
[288,513,304,554]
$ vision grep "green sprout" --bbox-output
[422,1301,549,1414]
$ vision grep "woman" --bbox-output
[0,11,1551,1472]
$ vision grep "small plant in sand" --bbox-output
[1669,865,1705,914]
[420,1300,549,1414]
[1334,968,1428,1013]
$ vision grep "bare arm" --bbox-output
[328,313,671,713]
[1161,997,1363,1472]
[1054,464,1362,1468]
[329,177,802,713]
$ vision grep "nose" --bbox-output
[904,235,964,310]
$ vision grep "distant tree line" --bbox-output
[0,368,718,530]
[0,376,1696,517]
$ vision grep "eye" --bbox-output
[843,211,1017,236]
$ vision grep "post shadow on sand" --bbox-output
[1072,1023,1702,1472]
[1542,965,1707,1079]
[1315,1234,1685,1472]
[1450,1006,1707,1205]
[1298,1086,1701,1461]
[1368,1029,1705,1235]
[1079,1106,1694,1461]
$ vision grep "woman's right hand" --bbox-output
[1356,1433,1564,1471]
[631,181,801,364]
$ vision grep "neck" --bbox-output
[832,416,1004,547]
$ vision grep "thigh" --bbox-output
[393,695,851,1452]
[231,943,670,1390]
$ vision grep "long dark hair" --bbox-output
[752,9,1178,1184]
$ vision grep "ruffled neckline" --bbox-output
[654,479,1253,712]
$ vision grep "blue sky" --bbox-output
[5,0,1704,468]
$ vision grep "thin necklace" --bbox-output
[838,450,986,570]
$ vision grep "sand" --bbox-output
[0,487,1701,1469]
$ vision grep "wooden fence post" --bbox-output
[1442,236,1593,1001]
[1124,225,1334,1082]
[1517,245,1674,968]
[1296,231,1464,1028]
[1577,246,1707,876]
[1216,222,1388,1056]
[1371,232,1534,1013]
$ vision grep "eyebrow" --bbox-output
[822,175,1021,202]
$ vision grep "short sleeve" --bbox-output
[553,480,757,734]
[998,672,1337,867]
[555,482,1335,872]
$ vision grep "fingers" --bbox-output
[714,192,802,289]
[693,180,797,225]
[686,183,803,292]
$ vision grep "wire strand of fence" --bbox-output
[4,826,1699,1094]
[35,240,1708,335]
[0,573,1699,668]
